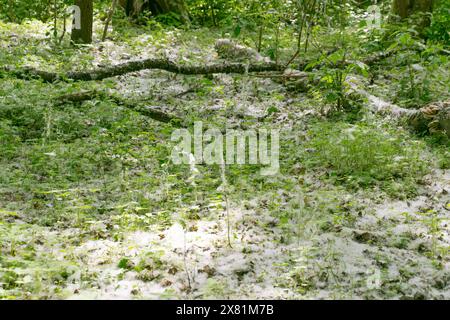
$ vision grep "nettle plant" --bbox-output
[386,29,448,107]
[224,0,287,61]
[300,0,368,113]
[49,0,72,44]
[306,44,368,114]
[302,121,429,196]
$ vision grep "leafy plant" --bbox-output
[301,121,430,196]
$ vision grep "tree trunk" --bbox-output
[71,0,93,44]
[120,0,190,24]
[151,0,190,23]
[392,0,433,27]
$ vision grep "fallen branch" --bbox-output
[363,51,397,66]
[102,0,118,42]
[4,59,284,83]
[3,39,445,84]
[55,90,185,126]
[1,51,392,84]
[55,91,99,105]
[54,90,274,129]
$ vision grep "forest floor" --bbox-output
[0,19,449,299]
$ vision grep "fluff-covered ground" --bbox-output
[0,19,449,299]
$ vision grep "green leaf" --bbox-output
[305,59,320,71]
[267,106,279,115]
[118,258,130,269]
[233,24,241,38]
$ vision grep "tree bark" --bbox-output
[71,0,93,44]
[354,83,450,138]
[4,59,283,82]
[392,0,433,27]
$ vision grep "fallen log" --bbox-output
[351,80,450,138]
[408,101,450,137]
[2,40,445,84]
[3,59,283,83]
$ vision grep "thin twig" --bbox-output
[183,229,192,292]
[220,162,232,248]
[102,0,118,42]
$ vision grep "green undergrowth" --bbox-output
[0,12,449,299]
[286,119,434,198]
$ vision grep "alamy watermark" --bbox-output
[366,4,382,30]
[366,268,382,290]
[67,5,81,30]
[171,122,280,176]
